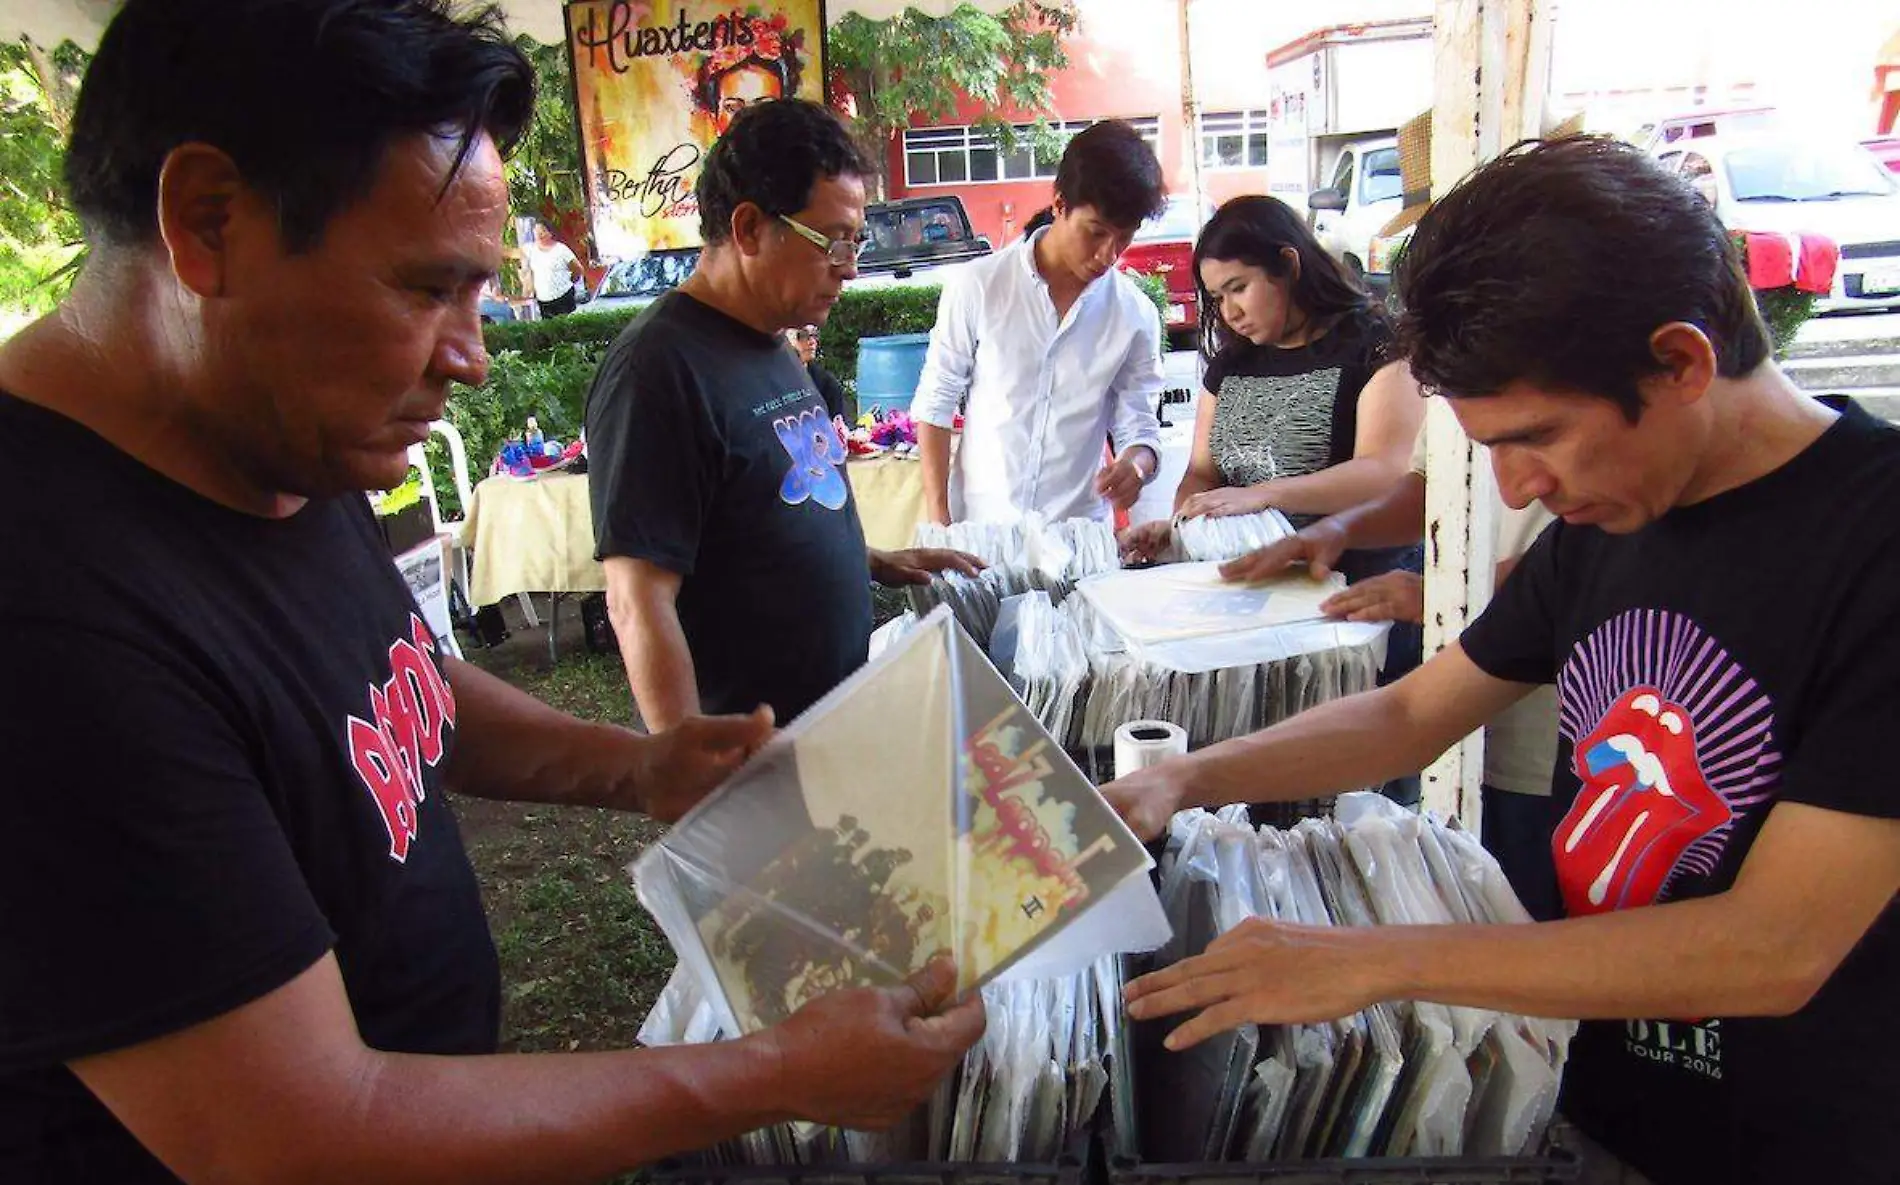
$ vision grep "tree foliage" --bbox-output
[826,1,1078,196]
[505,35,587,221]
[0,38,89,321]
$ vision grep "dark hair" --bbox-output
[696,99,870,246]
[1396,136,1771,421]
[1054,120,1167,230]
[1192,194,1375,357]
[1024,206,1056,236]
[695,46,804,117]
[65,0,533,253]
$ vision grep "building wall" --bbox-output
[881,0,1298,247]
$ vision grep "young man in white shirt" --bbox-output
[913,120,1168,525]
[523,218,583,317]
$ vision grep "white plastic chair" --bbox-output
[408,420,542,628]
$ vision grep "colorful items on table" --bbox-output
[841,408,963,459]
[492,427,586,479]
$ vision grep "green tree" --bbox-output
[0,38,89,323]
[505,34,586,220]
[826,1,1078,198]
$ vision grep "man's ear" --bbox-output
[155,143,251,299]
[730,201,772,258]
[1645,321,1720,410]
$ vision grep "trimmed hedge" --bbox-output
[433,271,1170,518]
[483,307,637,355]
[816,284,943,385]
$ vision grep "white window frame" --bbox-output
[902,117,1162,188]
[1198,108,1271,172]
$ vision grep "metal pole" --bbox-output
[1419,0,1549,829]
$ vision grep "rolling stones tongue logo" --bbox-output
[1558,689,1729,915]
[1554,610,1781,918]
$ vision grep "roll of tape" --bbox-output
[1113,719,1189,781]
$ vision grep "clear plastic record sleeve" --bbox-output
[630,607,1164,1038]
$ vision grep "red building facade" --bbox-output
[878,0,1296,248]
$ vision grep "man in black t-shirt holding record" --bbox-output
[0,6,983,1184]
[585,100,981,734]
[1106,137,1900,1185]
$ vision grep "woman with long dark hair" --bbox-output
[1122,194,1423,555]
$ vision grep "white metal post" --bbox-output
[1419,0,1549,829]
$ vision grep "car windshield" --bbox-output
[597,251,698,298]
[865,202,969,253]
[1134,198,1203,243]
[1360,148,1402,203]
[1726,142,1896,202]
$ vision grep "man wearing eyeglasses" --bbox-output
[586,100,981,733]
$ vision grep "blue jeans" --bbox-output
[1341,544,1425,807]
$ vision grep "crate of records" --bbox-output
[1108,797,1579,1183]
[630,598,1578,1183]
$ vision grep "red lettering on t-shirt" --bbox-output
[345,614,458,864]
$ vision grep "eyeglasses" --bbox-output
[779,214,869,268]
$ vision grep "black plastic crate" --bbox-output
[651,1162,1088,1185]
[650,1125,1095,1185]
[1106,1147,1579,1185]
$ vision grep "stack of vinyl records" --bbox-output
[1129,795,1576,1165]
[906,512,1299,649]
[907,515,1119,647]
[640,957,1133,1168]
[1169,509,1297,563]
[888,589,1384,756]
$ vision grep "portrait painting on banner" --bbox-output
[566,0,828,258]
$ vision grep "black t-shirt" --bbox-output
[809,360,855,424]
[0,393,499,1183]
[1460,399,1900,1185]
[587,291,871,723]
[1199,305,1394,497]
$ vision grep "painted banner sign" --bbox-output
[566,1,827,258]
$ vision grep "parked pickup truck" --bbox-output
[851,195,993,284]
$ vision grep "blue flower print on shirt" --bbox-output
[775,406,849,510]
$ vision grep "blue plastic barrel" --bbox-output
[854,333,931,419]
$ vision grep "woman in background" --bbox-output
[1122,194,1422,554]
[1121,194,1425,800]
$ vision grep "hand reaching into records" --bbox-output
[870,546,987,587]
[1219,517,1349,583]
[1320,570,1424,625]
[1177,485,1273,520]
[759,956,987,1130]
[1123,916,1383,1049]
[1094,455,1147,512]
[1102,759,1191,843]
[626,706,776,822]
[1117,519,1173,566]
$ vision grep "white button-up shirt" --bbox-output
[911,231,1165,524]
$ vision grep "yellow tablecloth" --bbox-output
[465,460,927,605]
[846,455,927,551]
[466,473,604,606]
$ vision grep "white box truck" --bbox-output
[1265,18,1433,283]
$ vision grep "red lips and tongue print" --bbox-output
[1560,688,1729,915]
[1554,610,1781,918]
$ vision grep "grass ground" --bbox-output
[453,629,676,1054]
